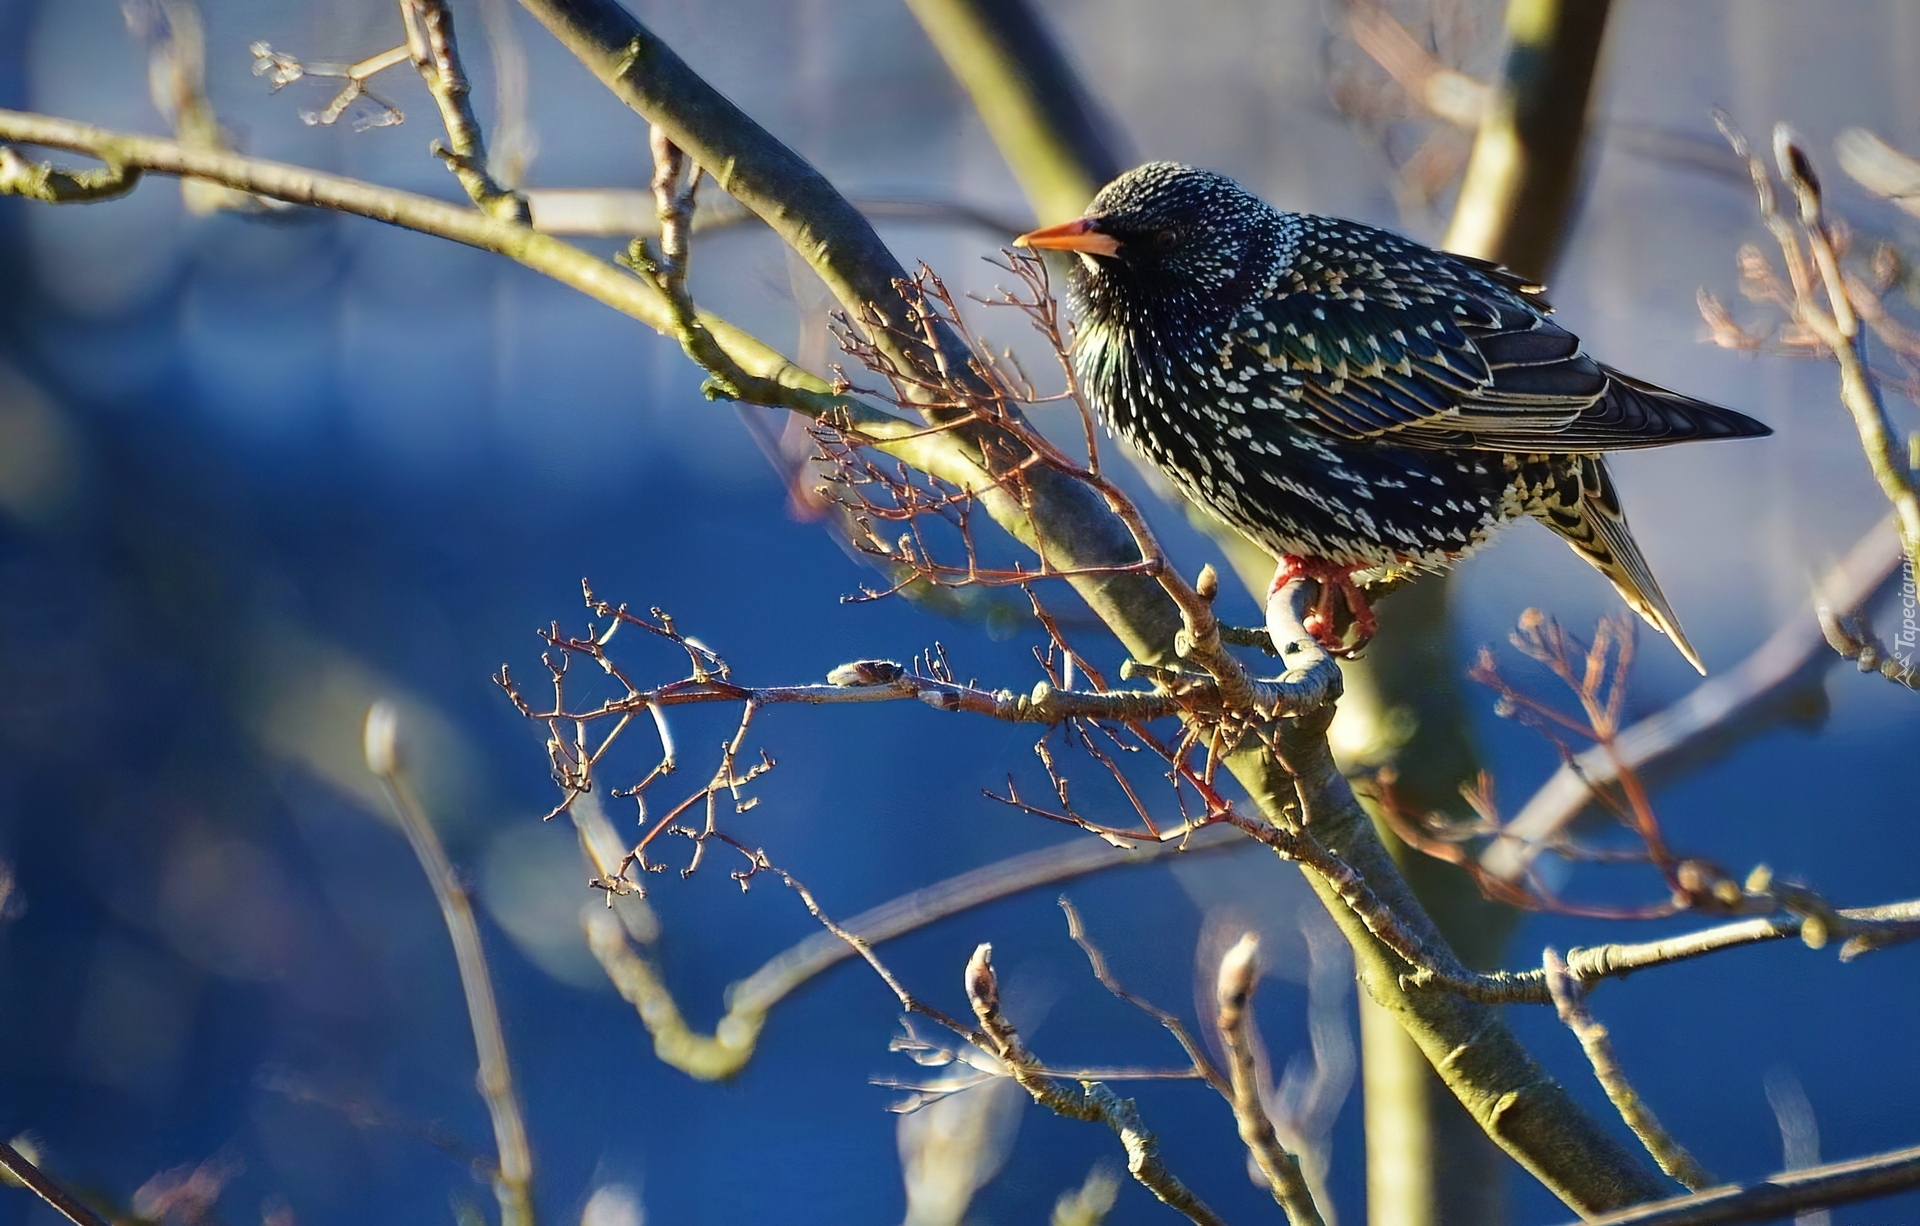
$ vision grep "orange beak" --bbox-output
[1013,216,1122,258]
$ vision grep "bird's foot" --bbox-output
[1269,557,1376,658]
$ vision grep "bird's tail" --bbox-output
[1542,456,1706,675]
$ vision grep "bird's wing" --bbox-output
[1224,221,1768,452]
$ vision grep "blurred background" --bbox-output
[1,0,1917,1223]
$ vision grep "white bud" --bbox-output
[363,700,401,779]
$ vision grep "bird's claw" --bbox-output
[1272,557,1376,658]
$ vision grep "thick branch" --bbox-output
[1232,612,1671,1209]
[1443,0,1613,278]
[902,0,1122,224]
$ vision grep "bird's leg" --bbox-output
[1269,556,1377,657]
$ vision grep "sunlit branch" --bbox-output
[1560,1141,1920,1226]
[964,945,1229,1226]
[1214,935,1328,1226]
[1543,949,1713,1192]
[0,1140,112,1226]
[363,704,534,1226]
[398,0,529,219]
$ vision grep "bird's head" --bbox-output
[1014,163,1285,364]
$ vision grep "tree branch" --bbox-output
[901,0,1123,224]
[364,704,534,1226]
[399,0,529,220]
[1560,1141,1920,1226]
[1214,935,1328,1226]
[964,945,1229,1226]
[1443,0,1613,278]
[1232,693,1671,1210]
[1400,898,1920,1005]
[1543,949,1712,1192]
[1484,516,1905,882]
[0,1141,112,1226]
[0,142,138,201]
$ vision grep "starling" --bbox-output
[1015,162,1770,673]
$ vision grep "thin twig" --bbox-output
[1559,1141,1920,1226]
[1214,935,1328,1226]
[729,828,1242,1017]
[1485,517,1906,882]
[1399,897,1920,1005]
[1543,949,1712,1191]
[1058,898,1230,1096]
[364,703,535,1226]
[964,945,1229,1226]
[1716,115,1920,572]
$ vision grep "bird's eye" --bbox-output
[1151,228,1182,253]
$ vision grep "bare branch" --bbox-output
[1485,518,1905,882]
[398,0,530,220]
[363,703,534,1226]
[1713,116,1920,574]
[0,143,138,202]
[964,945,1230,1226]
[249,41,410,129]
[1214,935,1328,1226]
[1543,949,1712,1191]
[1560,1141,1920,1226]
[1058,898,1229,1097]
[1401,897,1920,1005]
[0,1140,112,1226]
[729,828,1242,1018]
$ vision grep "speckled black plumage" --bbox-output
[1041,162,1771,671]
